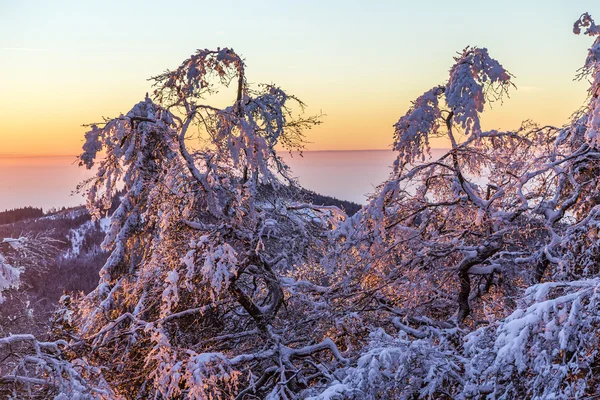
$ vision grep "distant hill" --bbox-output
[0,206,108,336]
[0,207,44,225]
[301,189,362,216]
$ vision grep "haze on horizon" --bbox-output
[1,0,597,156]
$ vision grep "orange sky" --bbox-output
[0,79,588,155]
[0,1,595,156]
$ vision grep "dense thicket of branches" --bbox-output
[311,13,600,399]
[1,11,600,400]
[66,47,349,399]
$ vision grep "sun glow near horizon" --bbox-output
[0,0,596,156]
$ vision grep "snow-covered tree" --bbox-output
[305,44,534,399]
[69,48,348,399]
[309,12,600,400]
[327,45,531,333]
[457,12,600,399]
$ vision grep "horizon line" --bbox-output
[0,148,455,158]
[0,153,79,159]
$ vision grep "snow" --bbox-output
[0,252,23,304]
[306,382,349,399]
[99,216,111,232]
[1,237,24,250]
[446,47,511,135]
[5,15,600,399]
[66,220,93,257]
[65,216,109,258]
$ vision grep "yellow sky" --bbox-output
[0,1,595,156]
[0,77,588,155]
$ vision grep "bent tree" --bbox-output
[71,48,347,399]
[311,12,600,400]
[329,45,530,331]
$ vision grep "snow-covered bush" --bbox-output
[0,334,111,399]
[308,328,464,400]
[463,279,600,399]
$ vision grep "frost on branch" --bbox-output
[310,329,463,400]
[446,47,512,136]
[574,13,600,149]
[392,86,443,167]
[393,47,512,172]
[153,47,246,104]
[573,12,600,36]
[0,335,111,399]
[69,46,345,399]
[464,279,600,399]
[182,237,237,300]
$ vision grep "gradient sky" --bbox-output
[1,0,598,155]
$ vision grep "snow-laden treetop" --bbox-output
[393,46,512,168]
